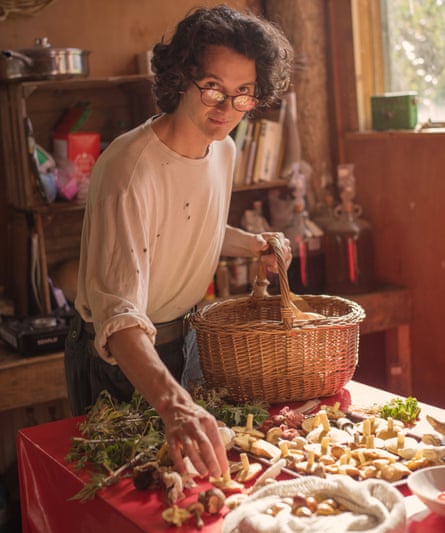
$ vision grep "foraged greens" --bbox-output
[378,396,420,425]
[65,390,165,502]
[190,384,269,427]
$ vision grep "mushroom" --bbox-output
[224,492,249,509]
[234,453,262,482]
[132,462,161,491]
[231,413,265,439]
[249,458,286,493]
[218,425,236,450]
[375,417,404,439]
[187,501,205,529]
[161,470,184,504]
[306,426,353,446]
[250,438,282,461]
[384,433,420,459]
[319,401,345,420]
[198,487,226,514]
[378,462,411,482]
[210,468,244,493]
[181,456,200,488]
[266,426,283,445]
[422,433,443,446]
[426,414,445,436]
[161,505,191,527]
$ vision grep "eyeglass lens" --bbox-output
[200,88,256,111]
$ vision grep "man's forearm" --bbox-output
[107,326,191,416]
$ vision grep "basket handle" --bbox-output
[252,235,295,329]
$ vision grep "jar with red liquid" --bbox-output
[322,164,375,294]
[284,202,325,295]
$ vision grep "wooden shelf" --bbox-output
[232,178,289,192]
[21,74,153,98]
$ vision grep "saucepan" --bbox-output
[0,37,90,81]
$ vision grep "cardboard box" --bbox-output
[371,92,418,131]
[53,132,100,181]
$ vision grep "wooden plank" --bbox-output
[346,286,411,335]
[0,348,67,411]
[33,212,52,313]
[385,324,412,396]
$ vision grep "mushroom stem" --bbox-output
[246,413,254,431]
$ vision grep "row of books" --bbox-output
[232,99,288,186]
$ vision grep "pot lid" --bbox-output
[18,37,88,55]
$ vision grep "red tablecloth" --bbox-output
[17,381,445,532]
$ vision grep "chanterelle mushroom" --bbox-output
[161,505,191,527]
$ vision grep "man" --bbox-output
[65,5,294,479]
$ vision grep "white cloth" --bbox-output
[222,476,406,533]
[75,117,235,360]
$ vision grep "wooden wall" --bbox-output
[343,131,445,408]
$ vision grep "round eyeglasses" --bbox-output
[191,80,258,112]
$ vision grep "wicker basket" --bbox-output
[191,237,365,404]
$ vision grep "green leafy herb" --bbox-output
[378,396,421,425]
[190,384,270,427]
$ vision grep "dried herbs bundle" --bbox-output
[65,390,165,501]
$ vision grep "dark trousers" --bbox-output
[64,311,185,416]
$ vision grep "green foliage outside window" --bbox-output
[381,0,445,122]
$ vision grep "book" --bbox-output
[251,118,283,183]
[232,118,253,186]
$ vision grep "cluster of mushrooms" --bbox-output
[227,403,445,485]
[152,403,445,528]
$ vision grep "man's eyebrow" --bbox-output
[201,73,256,87]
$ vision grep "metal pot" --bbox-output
[0,37,90,81]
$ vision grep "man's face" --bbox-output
[180,45,257,143]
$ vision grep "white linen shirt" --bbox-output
[75,117,235,361]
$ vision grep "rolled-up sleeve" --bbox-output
[77,182,156,362]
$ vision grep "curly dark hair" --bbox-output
[151,5,294,113]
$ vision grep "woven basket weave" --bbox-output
[191,237,365,404]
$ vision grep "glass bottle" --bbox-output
[215,259,230,298]
[284,201,325,294]
[322,164,375,294]
[283,163,325,295]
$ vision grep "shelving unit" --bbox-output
[0,75,155,313]
[232,178,289,193]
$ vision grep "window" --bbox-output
[352,0,445,129]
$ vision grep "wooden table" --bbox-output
[17,381,445,533]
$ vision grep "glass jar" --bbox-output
[228,257,249,294]
[322,164,375,294]
[215,259,230,298]
[284,203,325,294]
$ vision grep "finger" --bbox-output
[192,434,226,479]
[167,439,186,475]
[181,437,208,478]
